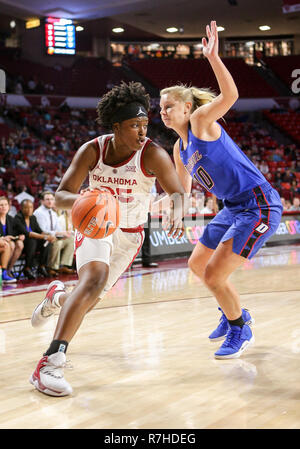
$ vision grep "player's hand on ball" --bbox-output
[79,187,101,195]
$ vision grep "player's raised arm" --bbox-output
[190,21,239,126]
[55,141,98,209]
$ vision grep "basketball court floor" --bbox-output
[0,243,300,429]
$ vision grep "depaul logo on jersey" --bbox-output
[186,150,202,174]
[255,223,269,234]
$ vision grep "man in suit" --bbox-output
[34,191,75,276]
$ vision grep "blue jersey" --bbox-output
[179,124,267,200]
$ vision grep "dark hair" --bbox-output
[40,190,54,200]
[96,81,150,129]
[21,199,33,207]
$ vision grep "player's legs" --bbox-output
[53,260,109,342]
[30,229,143,396]
[189,239,253,343]
[99,229,144,299]
[203,238,244,320]
[188,241,215,281]
[201,238,254,358]
[189,239,244,320]
[30,260,109,397]
[30,234,112,396]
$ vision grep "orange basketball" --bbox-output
[71,189,120,239]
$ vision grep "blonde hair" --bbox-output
[160,84,216,112]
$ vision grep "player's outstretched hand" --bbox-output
[202,20,219,59]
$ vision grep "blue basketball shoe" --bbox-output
[209,307,254,342]
[214,324,254,359]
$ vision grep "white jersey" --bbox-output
[90,134,156,228]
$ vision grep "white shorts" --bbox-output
[74,228,144,299]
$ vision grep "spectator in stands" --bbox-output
[272,148,283,162]
[200,198,214,214]
[34,191,75,276]
[274,168,284,189]
[259,160,269,175]
[7,199,17,218]
[0,196,24,282]
[13,199,55,279]
[43,174,55,192]
[14,82,23,95]
[36,167,46,185]
[0,178,6,196]
[284,200,292,211]
[290,179,300,197]
[188,192,204,214]
[6,182,16,200]
[52,165,63,187]
[264,172,273,184]
[27,77,37,93]
[188,195,198,214]
[290,197,300,211]
[0,237,16,283]
[57,209,76,274]
[281,169,296,184]
[280,197,286,210]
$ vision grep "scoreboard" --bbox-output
[45,17,76,55]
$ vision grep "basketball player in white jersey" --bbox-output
[29,82,188,396]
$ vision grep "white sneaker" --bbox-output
[30,351,72,397]
[31,280,65,328]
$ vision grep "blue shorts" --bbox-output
[200,183,283,259]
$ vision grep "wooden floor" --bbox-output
[1,244,300,429]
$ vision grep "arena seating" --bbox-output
[1,104,298,208]
[263,109,300,144]
[264,55,300,91]
[1,50,131,97]
[128,57,280,97]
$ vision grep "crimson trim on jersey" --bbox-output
[102,135,137,168]
[121,225,144,233]
[239,186,270,259]
[140,139,155,177]
[91,136,108,172]
[124,230,144,271]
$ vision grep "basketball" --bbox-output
[71,189,120,239]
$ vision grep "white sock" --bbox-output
[53,291,65,307]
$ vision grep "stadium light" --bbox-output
[112,27,124,33]
[259,25,271,31]
[166,27,178,33]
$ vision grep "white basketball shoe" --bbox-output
[30,351,72,397]
[31,280,65,328]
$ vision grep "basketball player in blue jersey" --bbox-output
[160,21,283,359]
